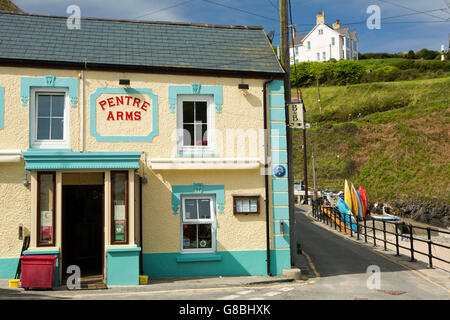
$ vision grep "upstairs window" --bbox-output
[331,37,335,46]
[177,95,215,156]
[31,88,69,149]
[318,29,323,35]
[307,41,311,50]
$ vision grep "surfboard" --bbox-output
[344,180,352,214]
[350,183,360,217]
[337,198,358,233]
[358,186,368,217]
[355,189,364,220]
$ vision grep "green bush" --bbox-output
[373,66,402,82]
[332,60,366,85]
[291,58,449,87]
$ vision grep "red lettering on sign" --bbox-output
[116,111,124,120]
[99,100,107,111]
[141,101,150,112]
[106,111,114,120]
[116,96,124,106]
[125,96,132,106]
[107,97,115,107]
[125,111,134,120]
[133,98,141,109]
[134,111,141,120]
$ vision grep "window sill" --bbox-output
[176,253,222,263]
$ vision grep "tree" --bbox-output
[417,48,438,60]
[406,50,416,59]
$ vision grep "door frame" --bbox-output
[61,182,105,283]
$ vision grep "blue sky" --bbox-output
[14,0,450,53]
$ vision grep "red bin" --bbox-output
[20,255,57,289]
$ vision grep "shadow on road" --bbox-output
[295,206,430,278]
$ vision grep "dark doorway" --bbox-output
[62,185,104,282]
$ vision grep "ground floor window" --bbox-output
[181,195,216,253]
[111,171,128,244]
[37,172,56,246]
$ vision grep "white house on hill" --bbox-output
[290,12,359,64]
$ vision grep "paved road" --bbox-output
[294,206,450,300]
[1,206,448,301]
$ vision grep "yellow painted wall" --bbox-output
[0,66,274,259]
[0,161,31,258]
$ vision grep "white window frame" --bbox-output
[180,195,217,254]
[316,52,320,61]
[307,41,311,50]
[331,37,335,46]
[318,29,323,35]
[177,94,215,156]
[30,87,70,149]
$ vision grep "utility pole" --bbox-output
[315,77,322,113]
[279,0,295,266]
[312,149,316,199]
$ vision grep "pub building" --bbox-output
[0,11,291,286]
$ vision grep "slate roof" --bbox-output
[289,33,307,47]
[0,11,284,76]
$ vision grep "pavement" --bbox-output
[2,204,448,300]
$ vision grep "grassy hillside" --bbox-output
[292,77,450,205]
[0,0,23,12]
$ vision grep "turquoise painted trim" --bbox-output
[106,247,140,286]
[22,249,60,287]
[22,149,141,170]
[269,108,286,121]
[90,87,158,142]
[143,249,289,277]
[270,122,286,136]
[270,135,287,150]
[0,258,19,278]
[20,75,78,107]
[176,253,222,263]
[271,150,288,164]
[269,94,285,108]
[272,178,288,192]
[168,84,223,114]
[273,221,290,235]
[172,183,225,215]
[270,249,290,275]
[0,86,4,130]
[272,192,289,206]
[273,206,289,220]
[23,249,60,255]
[273,235,290,249]
[106,247,141,253]
[268,80,284,94]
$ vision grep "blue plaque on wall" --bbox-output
[273,165,286,177]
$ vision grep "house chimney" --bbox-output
[316,11,325,25]
[333,19,341,30]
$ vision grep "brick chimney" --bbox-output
[333,19,341,30]
[316,11,325,25]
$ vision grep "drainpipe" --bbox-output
[79,69,85,152]
[139,176,143,275]
[263,77,273,276]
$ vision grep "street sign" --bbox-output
[288,103,305,129]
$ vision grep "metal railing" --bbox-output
[311,200,450,270]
